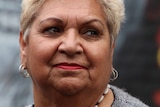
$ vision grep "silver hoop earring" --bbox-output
[19,64,30,78]
[110,68,118,81]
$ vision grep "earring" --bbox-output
[19,64,30,78]
[110,68,118,81]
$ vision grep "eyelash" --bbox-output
[42,27,63,36]
[83,29,100,36]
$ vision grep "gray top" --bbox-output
[110,85,149,107]
[25,85,149,107]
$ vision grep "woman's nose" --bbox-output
[58,30,83,56]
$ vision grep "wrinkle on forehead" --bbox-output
[41,0,101,11]
[37,0,105,20]
[32,0,107,31]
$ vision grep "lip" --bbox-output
[54,63,87,70]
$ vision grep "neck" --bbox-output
[33,85,112,107]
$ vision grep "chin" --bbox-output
[53,77,88,96]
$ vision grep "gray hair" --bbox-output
[20,0,125,42]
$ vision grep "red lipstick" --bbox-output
[55,63,85,70]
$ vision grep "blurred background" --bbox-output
[0,0,159,107]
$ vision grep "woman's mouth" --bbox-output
[54,63,86,70]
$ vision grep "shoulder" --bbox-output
[110,85,149,107]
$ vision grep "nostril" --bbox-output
[58,43,83,56]
[59,49,66,54]
[59,47,82,56]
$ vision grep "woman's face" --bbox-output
[20,0,114,95]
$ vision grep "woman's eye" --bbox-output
[44,27,60,34]
[84,29,100,37]
[86,30,98,35]
[41,27,63,37]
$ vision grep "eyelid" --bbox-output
[38,26,63,38]
[38,17,64,33]
[80,29,103,42]
[84,29,99,35]
[44,27,60,33]
[81,25,102,34]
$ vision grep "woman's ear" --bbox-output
[19,31,27,66]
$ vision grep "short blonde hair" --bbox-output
[20,0,125,42]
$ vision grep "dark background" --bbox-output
[0,0,159,107]
[112,0,160,107]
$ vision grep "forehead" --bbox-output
[41,0,101,9]
[37,0,105,20]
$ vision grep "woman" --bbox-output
[19,0,149,107]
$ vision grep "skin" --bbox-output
[20,0,115,106]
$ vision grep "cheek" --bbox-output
[26,38,59,80]
[28,42,53,65]
[87,42,112,67]
[85,42,113,83]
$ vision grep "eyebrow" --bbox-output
[39,17,105,28]
[81,19,105,28]
[39,17,63,25]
